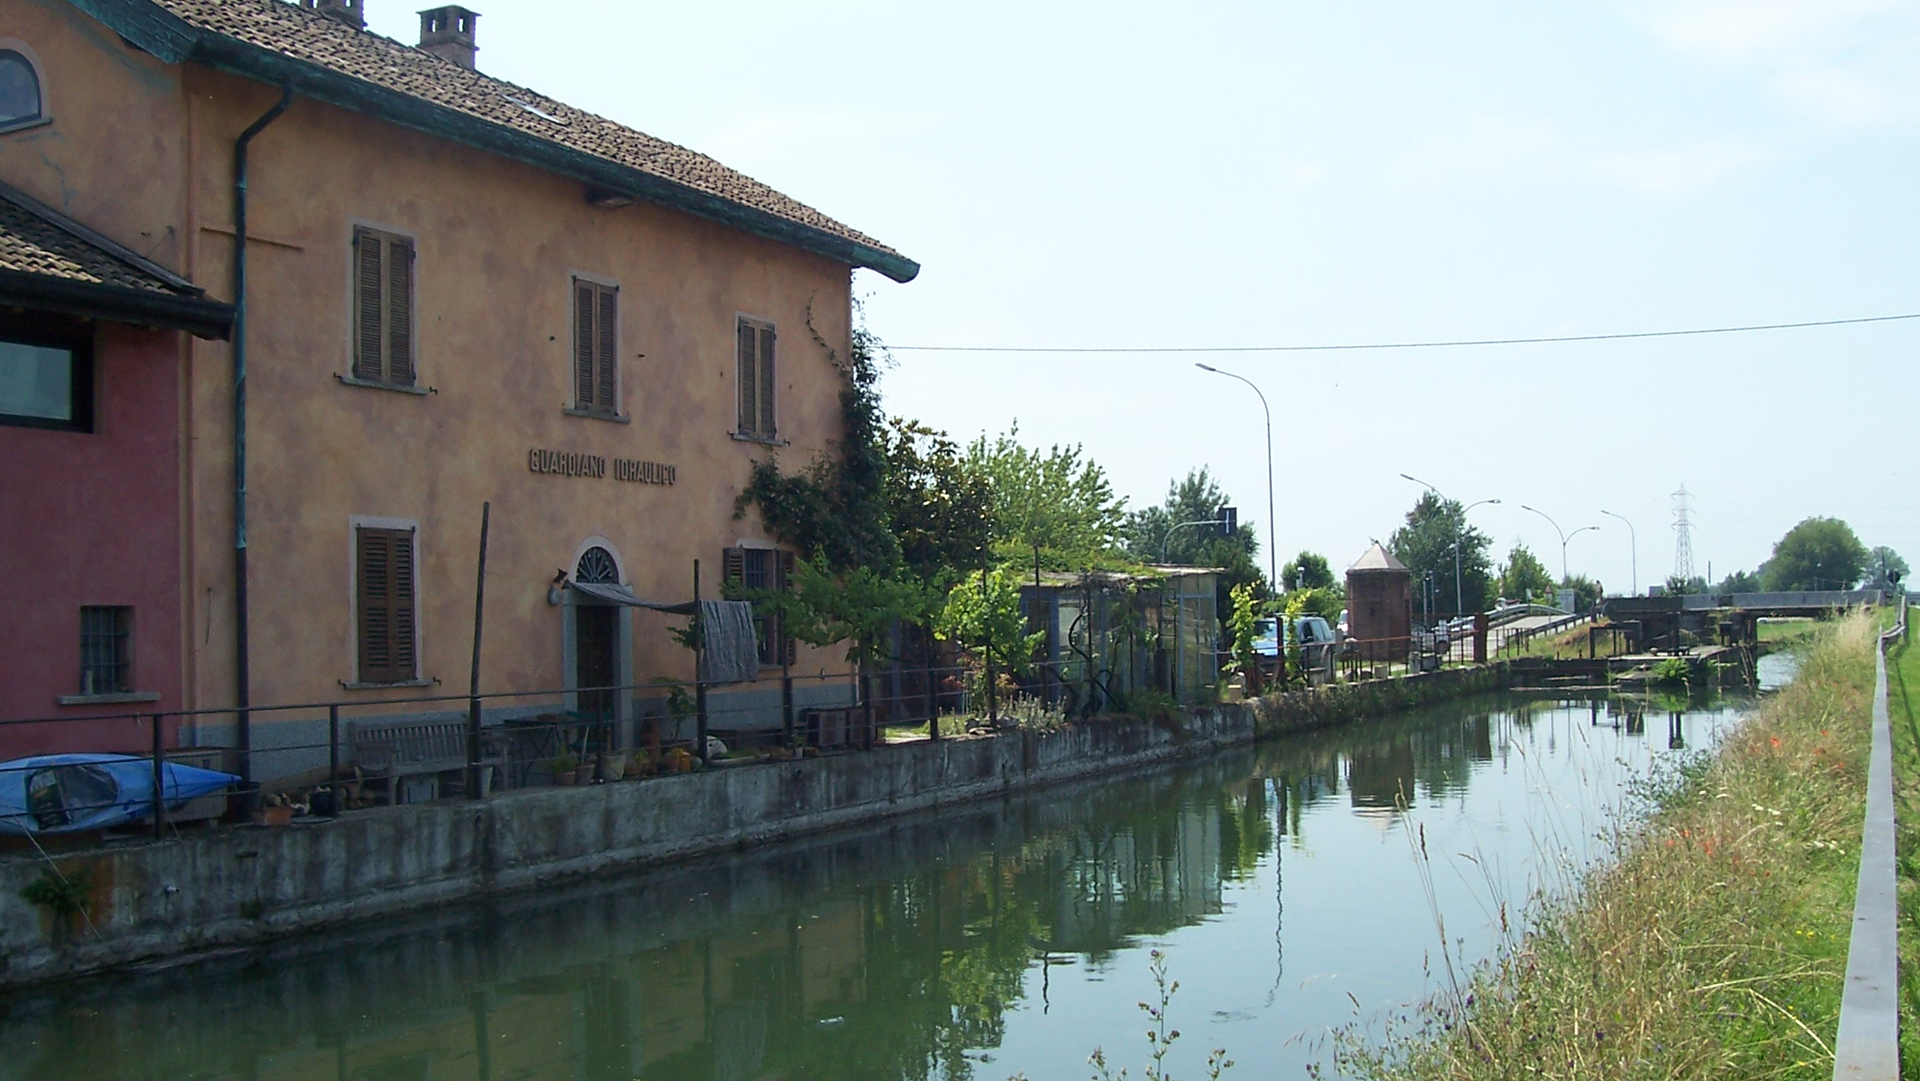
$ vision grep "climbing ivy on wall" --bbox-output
[735,305,901,575]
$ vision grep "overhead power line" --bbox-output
[887,311,1920,355]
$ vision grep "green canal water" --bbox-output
[0,671,1785,1081]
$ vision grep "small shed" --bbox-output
[1020,567,1220,709]
[1346,543,1411,661]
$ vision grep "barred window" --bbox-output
[79,606,131,697]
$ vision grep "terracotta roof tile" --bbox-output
[147,0,911,275]
[0,185,201,297]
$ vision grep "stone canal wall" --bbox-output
[0,664,1506,988]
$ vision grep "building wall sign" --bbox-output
[528,448,675,485]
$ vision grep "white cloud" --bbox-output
[1392,116,1766,195]
[1591,139,1771,193]
[1276,162,1331,191]
[1634,0,1906,58]
[1628,0,1920,128]
[1419,117,1564,176]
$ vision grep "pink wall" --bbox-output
[0,324,183,755]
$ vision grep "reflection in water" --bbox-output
[0,692,1750,1081]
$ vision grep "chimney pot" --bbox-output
[419,6,481,70]
[302,0,366,31]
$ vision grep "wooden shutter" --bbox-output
[736,321,757,433]
[386,237,415,386]
[354,230,384,381]
[357,528,393,682]
[723,547,746,588]
[778,550,797,667]
[390,529,417,678]
[574,281,597,410]
[356,527,417,684]
[595,285,618,411]
[758,326,776,437]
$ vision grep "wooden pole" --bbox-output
[467,501,491,798]
[983,566,997,725]
[694,559,709,764]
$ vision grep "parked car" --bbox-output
[1251,615,1337,682]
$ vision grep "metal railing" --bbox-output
[0,652,1221,834]
[1831,594,1906,1080]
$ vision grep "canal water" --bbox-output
[0,678,1780,1081]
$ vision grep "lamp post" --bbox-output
[1196,364,1277,591]
[1399,473,1499,617]
[1163,515,1233,563]
[1519,504,1600,584]
[1599,509,1637,597]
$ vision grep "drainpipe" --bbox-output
[232,87,293,784]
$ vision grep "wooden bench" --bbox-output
[349,717,505,804]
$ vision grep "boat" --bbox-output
[0,753,241,835]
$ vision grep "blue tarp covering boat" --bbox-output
[0,753,241,834]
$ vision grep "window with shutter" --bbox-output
[736,321,756,433]
[572,279,620,416]
[736,317,776,438]
[725,546,789,668]
[350,227,418,388]
[356,526,419,684]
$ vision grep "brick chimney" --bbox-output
[419,6,480,69]
[302,0,366,31]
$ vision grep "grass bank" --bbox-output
[1338,616,1875,1080]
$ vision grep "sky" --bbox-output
[365,0,1920,594]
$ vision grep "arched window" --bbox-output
[0,50,43,131]
[575,546,619,585]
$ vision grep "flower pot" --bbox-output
[554,770,578,787]
[574,763,596,786]
[252,804,293,827]
[598,754,627,782]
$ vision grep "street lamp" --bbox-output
[1519,504,1600,584]
[1399,473,1500,617]
[1195,363,1277,591]
[1599,509,1637,597]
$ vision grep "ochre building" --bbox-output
[0,0,916,778]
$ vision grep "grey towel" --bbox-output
[698,600,761,684]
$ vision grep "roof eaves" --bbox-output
[0,268,235,339]
[66,0,199,63]
[81,1,921,283]
[0,179,204,294]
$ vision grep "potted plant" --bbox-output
[597,752,627,782]
[548,754,579,786]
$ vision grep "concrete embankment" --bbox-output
[0,664,1504,989]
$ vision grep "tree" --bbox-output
[1665,574,1708,596]
[934,567,1044,675]
[1389,493,1495,615]
[1764,517,1867,591]
[1716,569,1762,594]
[1121,468,1268,625]
[1281,550,1334,591]
[768,554,938,666]
[1562,574,1604,612]
[968,425,1127,570]
[882,418,991,581]
[1864,546,1909,593]
[1498,543,1554,603]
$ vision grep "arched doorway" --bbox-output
[573,546,620,722]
